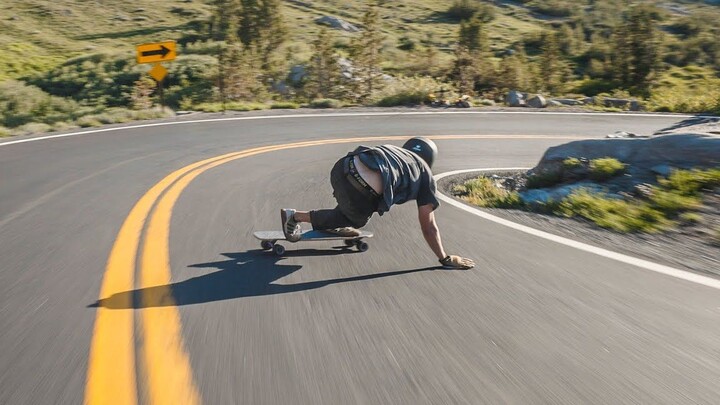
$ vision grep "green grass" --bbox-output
[193,102,268,112]
[457,168,719,234]
[453,177,523,208]
[589,157,626,181]
[648,66,720,114]
[557,168,719,233]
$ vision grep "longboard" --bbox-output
[253,230,373,256]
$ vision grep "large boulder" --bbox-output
[288,65,307,84]
[527,94,548,108]
[315,16,360,32]
[536,133,720,182]
[552,98,584,106]
[506,90,525,107]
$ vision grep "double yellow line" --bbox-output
[84,135,583,404]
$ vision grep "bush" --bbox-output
[13,122,52,135]
[526,169,563,189]
[270,102,299,109]
[679,212,702,225]
[0,126,10,137]
[447,0,495,22]
[660,168,720,195]
[0,80,82,128]
[454,177,523,208]
[589,157,625,181]
[76,116,103,128]
[563,157,582,169]
[557,190,671,233]
[309,99,343,109]
[370,76,453,106]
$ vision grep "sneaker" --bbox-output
[281,208,301,242]
[327,227,361,237]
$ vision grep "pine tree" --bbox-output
[539,31,570,94]
[453,14,494,94]
[306,28,342,99]
[210,0,240,41]
[234,0,287,71]
[221,35,264,101]
[350,2,385,102]
[611,5,659,92]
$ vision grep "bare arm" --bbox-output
[418,203,446,260]
[417,204,475,269]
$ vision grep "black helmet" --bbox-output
[402,137,438,169]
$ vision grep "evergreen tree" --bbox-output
[539,31,570,94]
[221,35,264,101]
[496,48,529,92]
[210,0,240,41]
[453,14,494,93]
[350,2,385,102]
[306,28,342,99]
[229,0,287,71]
[612,5,659,92]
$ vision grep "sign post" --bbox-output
[136,41,177,107]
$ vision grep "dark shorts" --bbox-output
[310,157,379,230]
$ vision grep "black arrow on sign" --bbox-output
[141,45,171,58]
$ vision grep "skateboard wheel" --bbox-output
[273,244,286,256]
[344,239,355,247]
[357,241,369,252]
[261,240,274,250]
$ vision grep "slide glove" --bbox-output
[440,255,475,270]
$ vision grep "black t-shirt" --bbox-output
[351,144,440,215]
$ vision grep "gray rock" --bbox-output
[289,65,307,84]
[607,131,643,138]
[630,100,642,111]
[552,98,584,106]
[536,133,720,183]
[506,90,525,107]
[315,16,360,32]
[548,100,563,107]
[603,97,632,109]
[527,94,548,108]
[651,164,674,177]
[519,189,551,205]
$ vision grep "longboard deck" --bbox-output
[253,230,373,242]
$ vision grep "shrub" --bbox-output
[660,168,720,195]
[0,80,81,128]
[563,157,582,169]
[76,116,103,127]
[309,99,342,109]
[589,157,625,181]
[370,76,453,106]
[12,122,52,135]
[526,170,563,189]
[648,190,702,215]
[454,177,523,208]
[447,0,495,22]
[270,102,299,109]
[52,121,79,132]
[0,126,10,137]
[679,212,702,225]
[557,190,670,233]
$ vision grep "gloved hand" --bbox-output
[439,255,475,270]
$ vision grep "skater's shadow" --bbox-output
[90,249,438,309]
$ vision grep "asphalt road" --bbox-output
[1,111,719,404]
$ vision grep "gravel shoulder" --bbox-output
[438,171,720,278]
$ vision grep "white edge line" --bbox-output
[0,110,704,147]
[435,168,720,291]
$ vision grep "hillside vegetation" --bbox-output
[1,0,719,136]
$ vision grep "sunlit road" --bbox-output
[1,111,719,404]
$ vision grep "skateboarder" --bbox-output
[281,137,475,270]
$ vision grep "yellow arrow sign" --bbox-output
[148,63,168,82]
[136,41,177,64]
